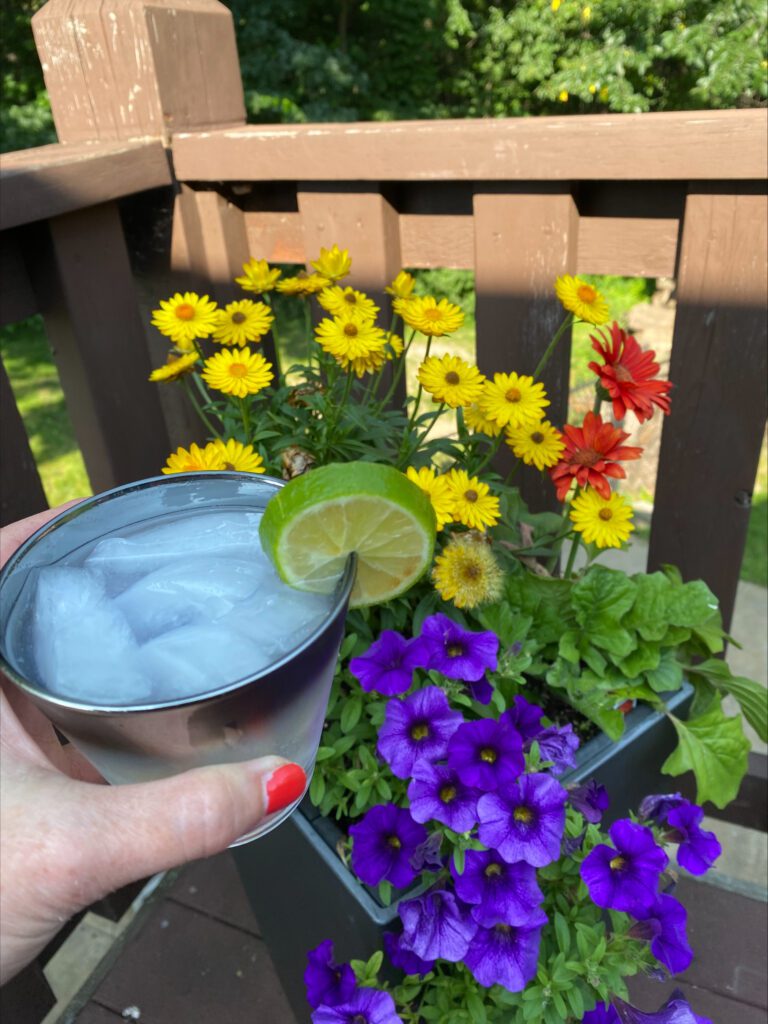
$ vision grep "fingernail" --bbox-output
[265,763,306,814]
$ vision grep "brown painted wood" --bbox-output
[649,190,768,631]
[0,359,49,526]
[0,233,38,326]
[173,109,767,183]
[0,141,171,231]
[166,852,262,936]
[27,203,172,492]
[0,959,56,1022]
[473,192,578,513]
[32,0,245,145]
[576,216,679,277]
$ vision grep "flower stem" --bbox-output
[399,403,445,467]
[182,375,223,440]
[563,531,581,578]
[262,294,283,382]
[532,314,574,381]
[376,327,416,412]
[239,397,252,445]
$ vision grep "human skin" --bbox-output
[0,504,301,983]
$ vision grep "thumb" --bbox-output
[82,756,306,896]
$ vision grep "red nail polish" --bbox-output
[266,763,306,814]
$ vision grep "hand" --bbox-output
[0,503,304,984]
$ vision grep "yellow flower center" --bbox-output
[599,508,613,521]
[411,722,430,740]
[505,387,521,403]
[344,323,359,337]
[445,371,461,386]
[228,362,248,378]
[387,835,402,849]
[175,303,195,321]
[463,563,481,581]
[609,855,626,871]
[494,924,512,935]
[513,806,533,823]
[424,309,443,321]
[231,312,247,324]
[577,284,598,303]
[439,785,457,804]
[530,431,545,444]
[484,862,503,878]
[344,293,358,304]
[480,747,497,764]
[223,461,237,470]
[464,489,478,503]
[447,643,464,657]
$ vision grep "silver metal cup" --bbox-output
[0,473,355,843]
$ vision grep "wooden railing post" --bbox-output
[473,190,579,513]
[649,189,768,630]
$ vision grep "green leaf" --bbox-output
[645,649,684,693]
[452,845,465,875]
[667,578,720,628]
[571,566,637,657]
[466,993,487,1024]
[558,630,581,664]
[339,632,359,660]
[309,772,325,804]
[624,572,672,642]
[618,641,661,678]
[568,689,626,741]
[340,695,363,733]
[566,986,585,1019]
[662,703,750,808]
[554,912,571,955]
[691,612,726,655]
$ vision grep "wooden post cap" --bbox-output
[32,0,245,144]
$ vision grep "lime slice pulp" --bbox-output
[259,462,436,608]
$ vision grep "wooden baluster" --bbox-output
[0,361,48,525]
[649,189,768,630]
[473,191,579,513]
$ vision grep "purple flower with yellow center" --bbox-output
[419,613,498,682]
[377,686,463,779]
[462,909,548,991]
[613,991,712,1024]
[477,772,568,867]
[304,940,357,1009]
[665,803,721,877]
[632,893,693,975]
[399,889,477,963]
[568,779,610,824]
[382,931,435,977]
[312,987,403,1024]
[638,792,687,824]
[447,718,524,792]
[349,630,429,696]
[407,761,480,833]
[535,723,579,775]
[349,803,427,889]
[501,695,544,742]
[450,848,544,927]
[580,819,668,914]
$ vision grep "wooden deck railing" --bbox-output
[1,0,766,634]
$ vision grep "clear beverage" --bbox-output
[0,474,354,842]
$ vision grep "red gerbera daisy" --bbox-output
[549,410,643,502]
[588,321,673,423]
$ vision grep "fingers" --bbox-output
[0,499,85,569]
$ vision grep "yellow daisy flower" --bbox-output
[393,296,465,337]
[315,311,387,361]
[148,352,200,383]
[463,403,503,438]
[276,272,330,296]
[570,489,635,548]
[505,420,565,470]
[385,271,416,300]
[417,354,486,408]
[445,469,501,532]
[202,347,274,398]
[432,533,505,609]
[405,466,455,531]
[212,300,274,346]
[554,275,610,325]
[234,258,281,294]
[311,245,351,281]
[478,373,550,430]
[387,333,405,359]
[212,438,265,474]
[317,285,380,320]
[162,442,225,475]
[151,292,219,349]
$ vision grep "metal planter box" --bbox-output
[233,686,692,1022]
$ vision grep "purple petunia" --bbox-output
[304,940,357,1009]
[633,893,693,975]
[409,832,444,873]
[398,889,477,963]
[568,779,610,824]
[638,792,687,824]
[462,909,548,991]
[580,819,668,914]
[377,686,463,779]
[613,991,712,1024]
[349,804,427,889]
[467,673,494,705]
[450,848,544,927]
[501,695,544,742]
[382,931,435,977]
[312,987,403,1024]
[349,631,429,696]
[535,723,580,775]
[407,761,480,833]
[665,803,721,877]
[583,1004,620,1024]
[447,718,524,792]
[418,613,499,682]
[477,772,568,867]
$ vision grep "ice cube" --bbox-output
[224,585,331,658]
[139,624,271,699]
[85,511,266,585]
[33,567,152,703]
[114,556,264,640]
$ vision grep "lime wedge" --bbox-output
[259,462,436,607]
